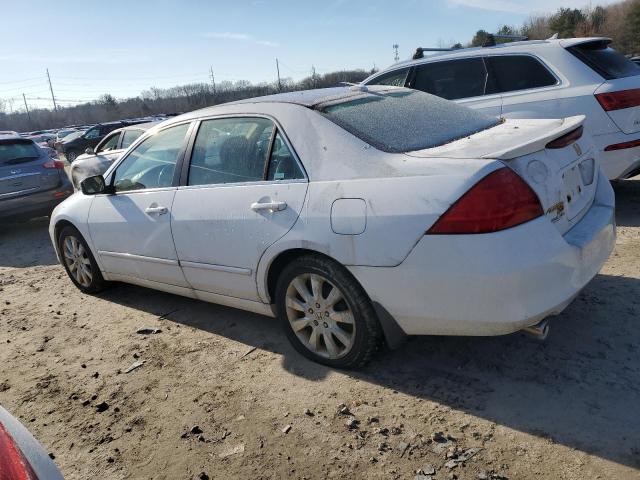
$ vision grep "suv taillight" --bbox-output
[0,423,38,480]
[427,168,543,235]
[42,160,65,169]
[595,88,640,111]
[545,125,583,149]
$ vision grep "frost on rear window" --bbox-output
[319,90,499,153]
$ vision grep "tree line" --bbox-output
[0,69,374,133]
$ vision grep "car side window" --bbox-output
[113,123,189,192]
[188,117,274,186]
[84,128,100,139]
[366,67,410,87]
[411,58,487,100]
[97,132,120,153]
[485,55,557,94]
[266,131,304,181]
[121,129,143,149]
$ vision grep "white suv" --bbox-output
[364,37,640,180]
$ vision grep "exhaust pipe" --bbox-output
[522,318,550,341]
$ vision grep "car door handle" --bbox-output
[250,201,287,212]
[145,206,168,215]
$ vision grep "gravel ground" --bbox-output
[1,181,639,480]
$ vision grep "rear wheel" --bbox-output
[275,255,382,368]
[66,150,78,162]
[58,225,105,293]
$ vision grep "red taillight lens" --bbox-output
[604,138,640,151]
[595,88,640,111]
[545,125,584,149]
[427,168,543,235]
[42,160,65,169]
[0,423,38,480]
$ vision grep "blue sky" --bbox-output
[0,0,617,111]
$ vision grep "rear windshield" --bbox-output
[318,89,499,153]
[0,140,40,166]
[567,40,640,80]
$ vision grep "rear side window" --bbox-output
[567,41,640,80]
[411,58,487,100]
[319,89,499,153]
[121,129,143,149]
[367,68,410,87]
[486,55,557,93]
[0,140,40,166]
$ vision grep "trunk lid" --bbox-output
[0,139,61,200]
[405,116,597,235]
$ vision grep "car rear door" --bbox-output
[0,139,63,201]
[88,122,193,287]
[171,116,308,301]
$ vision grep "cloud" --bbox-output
[447,0,619,14]
[204,32,279,47]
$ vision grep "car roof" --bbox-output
[110,121,159,135]
[0,133,30,142]
[369,37,612,75]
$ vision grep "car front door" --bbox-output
[88,122,193,287]
[171,116,308,301]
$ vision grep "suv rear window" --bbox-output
[318,89,499,153]
[0,140,40,166]
[567,40,640,80]
[485,55,557,93]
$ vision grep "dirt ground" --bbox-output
[1,181,639,480]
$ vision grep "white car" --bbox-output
[69,122,158,189]
[49,86,615,368]
[364,37,640,181]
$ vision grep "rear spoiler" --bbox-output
[481,115,586,160]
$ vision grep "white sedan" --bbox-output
[49,86,615,368]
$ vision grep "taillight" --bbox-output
[604,138,640,151]
[595,88,640,111]
[427,168,543,235]
[0,423,38,480]
[545,125,584,149]
[42,160,65,169]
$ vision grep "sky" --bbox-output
[0,0,619,111]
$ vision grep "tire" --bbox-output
[57,225,106,294]
[275,254,382,369]
[66,150,78,162]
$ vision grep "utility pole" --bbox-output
[22,93,31,124]
[209,66,216,95]
[46,68,57,111]
[311,65,317,88]
[393,44,400,62]
[276,58,282,91]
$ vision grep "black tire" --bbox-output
[57,225,106,294]
[275,254,382,369]
[66,150,78,162]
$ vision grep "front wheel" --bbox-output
[66,150,78,162]
[275,255,382,368]
[58,225,106,294]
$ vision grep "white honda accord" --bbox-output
[49,86,615,368]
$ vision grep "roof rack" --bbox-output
[412,46,461,60]
[482,34,529,47]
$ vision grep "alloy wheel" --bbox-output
[62,236,93,288]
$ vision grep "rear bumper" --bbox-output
[0,179,73,222]
[594,130,640,179]
[349,170,615,336]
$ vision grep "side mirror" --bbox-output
[85,147,94,155]
[80,175,109,195]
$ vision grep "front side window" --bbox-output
[113,123,189,192]
[411,58,487,100]
[121,129,144,149]
[486,55,557,93]
[84,128,100,139]
[97,132,120,153]
[188,117,274,186]
[366,68,410,87]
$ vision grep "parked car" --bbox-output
[69,122,159,189]
[364,37,640,181]
[49,86,615,368]
[630,56,640,66]
[0,133,73,222]
[0,405,64,479]
[55,128,79,142]
[55,120,145,162]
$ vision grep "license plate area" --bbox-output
[562,158,595,222]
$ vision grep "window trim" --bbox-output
[105,120,196,193]
[178,113,308,190]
